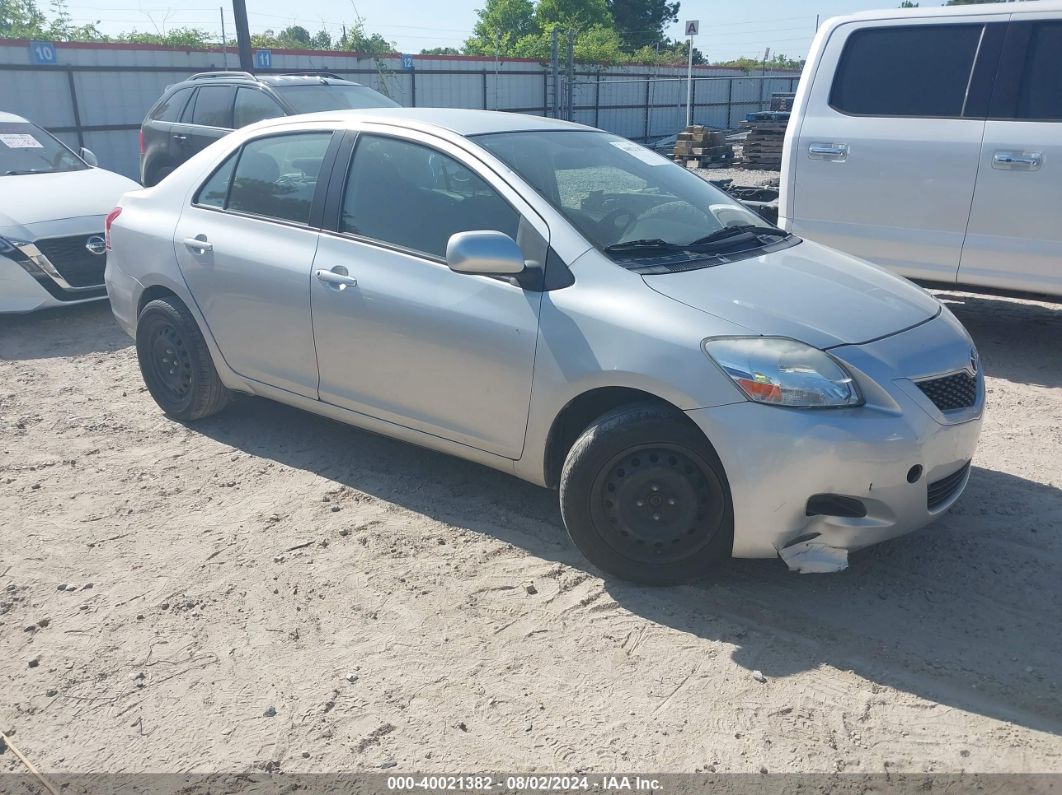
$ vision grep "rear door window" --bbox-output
[1016,21,1062,120]
[830,24,984,117]
[225,132,333,224]
[191,85,236,129]
[234,88,285,128]
[152,88,193,122]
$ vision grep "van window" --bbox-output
[1016,22,1062,120]
[830,24,984,117]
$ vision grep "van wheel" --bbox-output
[559,403,733,585]
[136,296,231,421]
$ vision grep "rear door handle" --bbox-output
[315,268,358,289]
[183,236,212,253]
[173,134,188,142]
[808,142,849,161]
[992,150,1042,171]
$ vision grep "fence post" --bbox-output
[643,75,651,140]
[594,73,601,129]
[410,69,416,107]
[542,71,548,116]
[65,68,84,149]
[482,70,488,109]
[726,77,733,129]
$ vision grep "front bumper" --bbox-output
[1,251,105,313]
[687,311,984,561]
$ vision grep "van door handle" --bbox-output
[183,236,212,253]
[808,142,849,161]
[174,134,188,142]
[992,150,1042,171]
[315,268,358,289]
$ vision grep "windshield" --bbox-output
[474,130,776,260]
[0,123,87,176]
[274,84,400,113]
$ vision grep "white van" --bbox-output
[780,2,1062,298]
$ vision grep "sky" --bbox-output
[58,0,912,61]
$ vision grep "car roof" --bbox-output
[255,107,590,137]
[0,111,30,124]
[823,0,1062,29]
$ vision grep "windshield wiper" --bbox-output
[687,225,790,247]
[3,169,46,176]
[603,238,685,254]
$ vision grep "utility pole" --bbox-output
[232,0,253,72]
[219,7,228,69]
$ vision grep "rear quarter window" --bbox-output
[151,87,193,122]
[829,24,984,117]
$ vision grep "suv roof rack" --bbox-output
[188,71,257,81]
[280,71,346,80]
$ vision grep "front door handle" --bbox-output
[183,235,212,253]
[808,142,849,161]
[174,134,188,142]
[315,267,358,290]
[992,150,1042,171]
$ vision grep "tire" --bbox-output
[136,296,231,421]
[559,402,733,585]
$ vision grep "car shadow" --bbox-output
[935,290,1062,389]
[195,396,1062,738]
[0,301,129,360]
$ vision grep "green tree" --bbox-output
[536,0,610,30]
[421,46,461,55]
[607,0,678,51]
[464,0,537,55]
[336,19,394,57]
[1,0,48,38]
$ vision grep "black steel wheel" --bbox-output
[560,403,733,585]
[136,295,231,421]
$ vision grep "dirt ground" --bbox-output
[1,290,1060,780]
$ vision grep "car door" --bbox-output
[311,130,549,459]
[172,84,235,165]
[790,18,1005,282]
[959,17,1062,297]
[174,129,339,397]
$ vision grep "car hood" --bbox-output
[0,168,139,228]
[641,239,941,349]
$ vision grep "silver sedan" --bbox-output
[105,109,984,584]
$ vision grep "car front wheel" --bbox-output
[136,296,231,421]
[559,403,733,585]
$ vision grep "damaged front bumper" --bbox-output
[686,311,984,571]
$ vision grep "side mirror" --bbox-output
[79,147,98,167]
[446,230,525,276]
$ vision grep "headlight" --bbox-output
[703,336,862,408]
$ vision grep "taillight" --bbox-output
[139,128,145,155]
[104,207,122,252]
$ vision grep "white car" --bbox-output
[0,111,140,313]
[780,1,1062,298]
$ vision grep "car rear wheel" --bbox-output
[559,402,733,585]
[136,296,231,421]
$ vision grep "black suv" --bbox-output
[139,71,399,186]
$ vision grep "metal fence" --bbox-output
[0,39,801,180]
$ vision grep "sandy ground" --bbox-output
[1,290,1060,780]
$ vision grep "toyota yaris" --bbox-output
[105,109,984,584]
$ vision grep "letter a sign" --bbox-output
[685,20,699,36]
